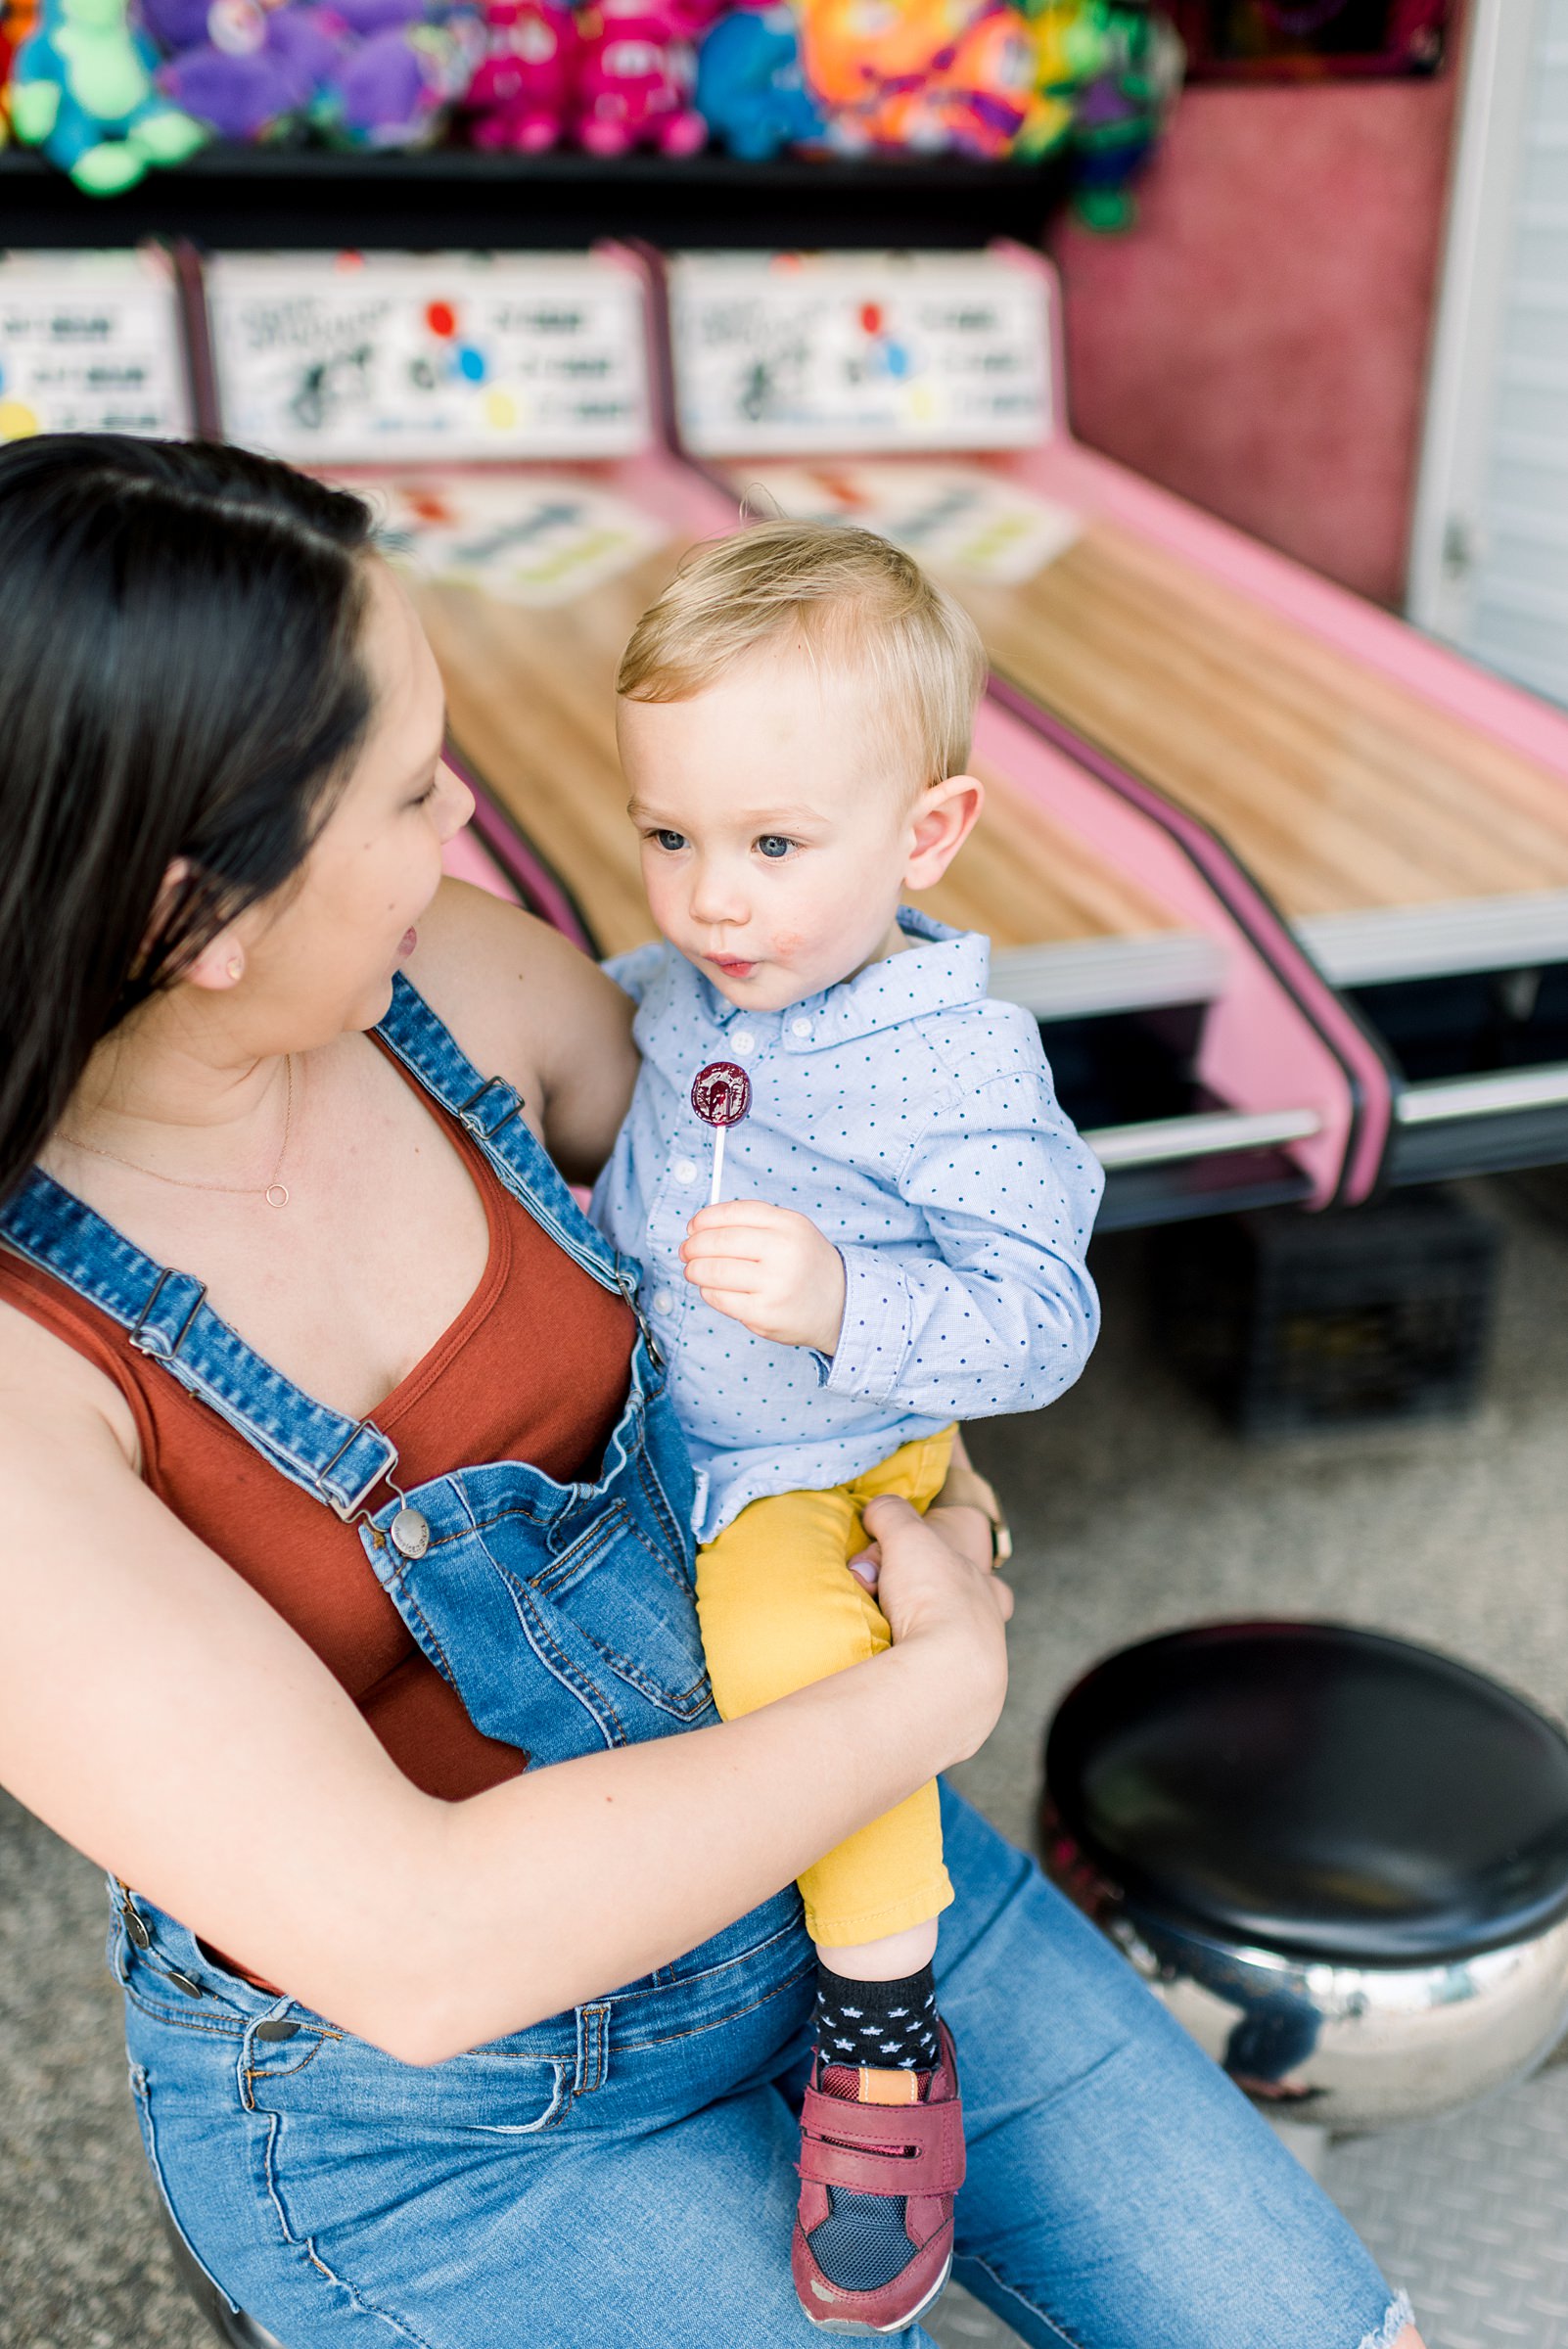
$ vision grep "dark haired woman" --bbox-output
[0,436,1422,2349]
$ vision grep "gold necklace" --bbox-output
[59,1057,296,1210]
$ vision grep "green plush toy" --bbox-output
[12,0,206,193]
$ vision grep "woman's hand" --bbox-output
[856,1493,1012,1766]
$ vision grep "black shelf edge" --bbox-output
[0,144,1071,249]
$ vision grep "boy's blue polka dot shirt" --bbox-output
[591,908,1103,1543]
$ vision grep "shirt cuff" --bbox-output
[820,1246,913,1406]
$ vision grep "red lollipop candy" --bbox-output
[692,1060,751,1202]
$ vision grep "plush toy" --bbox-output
[694,4,821,161]
[1,0,40,132]
[11,0,205,190]
[1057,0,1182,228]
[573,0,709,157]
[141,0,339,142]
[463,0,576,151]
[798,0,974,115]
[1012,0,1092,160]
[314,0,481,148]
[888,3,1041,159]
[799,0,1039,160]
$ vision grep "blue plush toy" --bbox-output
[12,0,206,192]
[695,3,822,161]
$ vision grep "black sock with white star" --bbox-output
[813,1959,941,2073]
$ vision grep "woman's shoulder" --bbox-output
[0,1287,145,1477]
[399,877,612,1097]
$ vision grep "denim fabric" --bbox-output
[114,1789,1404,2349]
[591,910,1102,1540]
[4,975,1405,2348]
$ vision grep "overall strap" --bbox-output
[373,972,627,1304]
[0,1187,399,1525]
[0,978,634,1518]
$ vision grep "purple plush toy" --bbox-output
[141,0,338,140]
[315,0,481,145]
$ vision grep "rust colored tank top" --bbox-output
[0,1041,637,1810]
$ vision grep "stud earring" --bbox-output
[227,955,244,981]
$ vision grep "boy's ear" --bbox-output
[904,775,985,892]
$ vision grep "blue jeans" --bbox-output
[122,1786,1407,2349]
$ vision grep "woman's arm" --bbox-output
[0,1361,1008,2069]
[405,879,642,1185]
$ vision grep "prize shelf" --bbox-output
[0,145,1070,252]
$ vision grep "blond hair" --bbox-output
[617,520,987,791]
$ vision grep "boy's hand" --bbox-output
[680,1202,847,1354]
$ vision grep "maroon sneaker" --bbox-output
[791,2022,965,2335]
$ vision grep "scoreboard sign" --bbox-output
[205,252,652,465]
[669,250,1052,458]
[0,248,190,441]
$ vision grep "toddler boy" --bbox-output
[592,521,1101,2333]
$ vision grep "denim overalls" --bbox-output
[0,976,1406,2349]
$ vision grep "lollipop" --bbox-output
[691,1060,752,1204]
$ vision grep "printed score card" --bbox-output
[368,472,670,609]
[737,458,1081,586]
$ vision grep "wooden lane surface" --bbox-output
[413,566,1179,960]
[944,504,1568,922]
[415,551,678,956]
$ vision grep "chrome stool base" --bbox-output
[1090,1883,1568,2136]
[1041,1623,1568,2140]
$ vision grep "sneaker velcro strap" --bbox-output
[797,2089,966,2198]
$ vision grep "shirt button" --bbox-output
[673,1159,699,1186]
[652,1288,676,1314]
[729,1028,757,1055]
[790,1017,812,1039]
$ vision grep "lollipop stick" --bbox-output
[709,1124,726,1207]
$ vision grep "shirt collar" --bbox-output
[696,910,989,1049]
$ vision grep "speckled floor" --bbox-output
[5,1176,1568,2348]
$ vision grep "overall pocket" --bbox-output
[524,1499,713,1726]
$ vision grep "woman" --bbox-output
[0,435,1420,2349]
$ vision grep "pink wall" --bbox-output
[1045,47,1464,609]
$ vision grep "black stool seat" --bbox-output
[1045,1622,1568,1966]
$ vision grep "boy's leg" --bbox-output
[697,1434,966,2330]
[696,1465,950,2043]
[694,1437,956,1952]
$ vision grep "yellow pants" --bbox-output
[695,1428,956,1949]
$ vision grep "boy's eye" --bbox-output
[652,829,688,852]
[755,835,796,860]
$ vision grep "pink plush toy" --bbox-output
[573,0,714,157]
[463,0,575,149]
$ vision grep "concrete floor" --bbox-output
[5,1175,1568,2348]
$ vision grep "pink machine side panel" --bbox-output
[441,827,518,900]
[974,700,1356,1206]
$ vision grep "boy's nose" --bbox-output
[687,864,749,928]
